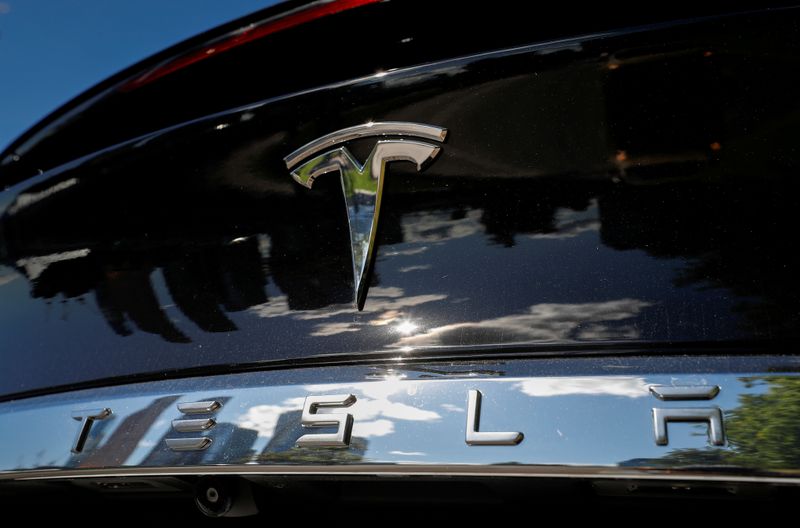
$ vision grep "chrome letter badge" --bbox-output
[285,122,447,309]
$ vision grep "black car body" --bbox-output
[2,0,800,516]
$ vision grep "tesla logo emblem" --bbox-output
[285,122,447,309]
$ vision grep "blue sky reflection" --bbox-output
[0,1,275,150]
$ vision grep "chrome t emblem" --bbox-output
[285,122,447,309]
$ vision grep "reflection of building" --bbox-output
[262,410,304,454]
[144,423,258,467]
[96,270,189,343]
[64,416,114,469]
[258,409,367,464]
[201,423,259,465]
[67,396,178,469]
[3,46,800,349]
[142,396,261,466]
[14,237,269,343]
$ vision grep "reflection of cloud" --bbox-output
[367,286,402,298]
[351,399,440,422]
[16,248,91,280]
[250,287,446,336]
[394,298,653,346]
[249,295,293,318]
[7,178,78,215]
[239,380,441,441]
[237,397,305,438]
[0,272,19,287]
[354,419,394,438]
[529,200,600,240]
[529,219,600,239]
[300,381,441,439]
[390,451,426,456]
[384,246,428,257]
[311,322,360,337]
[340,291,447,316]
[306,379,394,400]
[398,264,431,273]
[402,209,483,243]
[515,377,649,398]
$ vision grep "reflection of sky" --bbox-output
[247,200,743,345]
[395,298,653,346]
[0,372,781,472]
[378,203,735,343]
[1,196,749,394]
[0,0,276,151]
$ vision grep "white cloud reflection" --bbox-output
[16,248,91,280]
[238,380,441,441]
[394,298,653,347]
[384,246,429,257]
[398,264,431,273]
[7,178,78,215]
[311,322,361,337]
[515,376,649,398]
[528,219,600,240]
[250,287,446,337]
[0,269,19,287]
[353,419,394,438]
[303,380,441,439]
[528,200,601,240]
[236,397,305,439]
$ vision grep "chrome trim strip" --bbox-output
[2,357,799,484]
[5,465,800,485]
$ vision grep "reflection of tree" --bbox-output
[3,34,800,347]
[724,377,800,469]
[599,183,800,339]
[257,440,368,465]
[624,377,800,471]
[139,396,260,467]
[0,162,353,341]
[5,168,798,343]
[396,298,652,346]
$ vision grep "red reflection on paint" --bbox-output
[121,0,381,92]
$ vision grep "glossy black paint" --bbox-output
[3,6,800,397]
[0,2,787,187]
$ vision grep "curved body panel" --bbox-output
[3,8,800,397]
